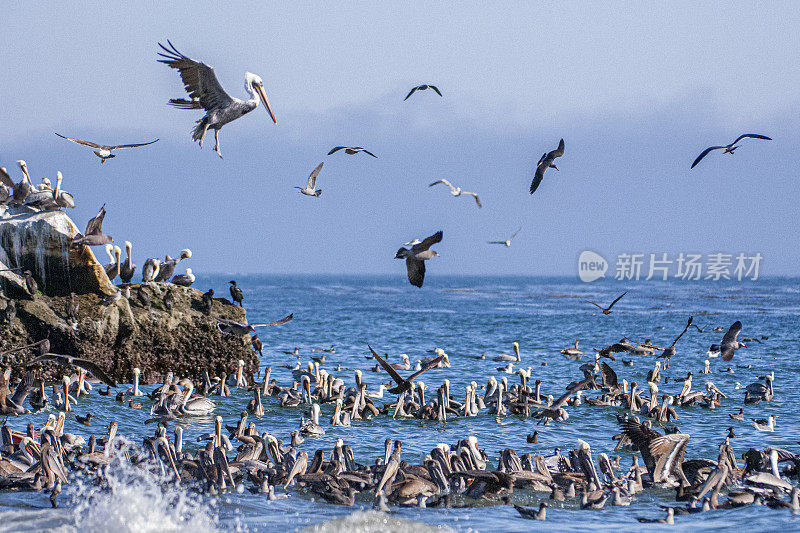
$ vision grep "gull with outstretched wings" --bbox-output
[295,162,324,197]
[429,179,481,208]
[529,139,564,195]
[488,228,521,247]
[691,134,772,168]
[213,314,293,336]
[27,353,116,387]
[55,133,158,164]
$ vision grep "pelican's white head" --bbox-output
[245,72,276,124]
[179,248,192,260]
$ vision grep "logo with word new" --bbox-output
[578,251,608,282]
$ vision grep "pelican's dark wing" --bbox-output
[10,371,34,406]
[55,133,106,150]
[109,139,160,150]
[250,314,293,327]
[721,321,742,345]
[607,291,627,310]
[157,41,233,112]
[732,133,772,144]
[368,346,405,386]
[430,85,442,97]
[0,167,13,187]
[407,355,444,381]
[585,300,605,310]
[84,204,107,236]
[691,146,724,168]
[671,316,693,347]
[406,258,425,287]
[600,362,618,390]
[553,375,594,408]
[413,231,443,252]
[404,86,419,101]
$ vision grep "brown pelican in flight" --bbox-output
[586,291,626,315]
[327,146,377,158]
[530,139,564,195]
[54,133,158,164]
[395,231,442,287]
[428,179,481,208]
[404,84,442,101]
[157,40,276,158]
[691,134,772,168]
[295,162,323,197]
[488,228,521,247]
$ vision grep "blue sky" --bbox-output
[2,2,798,276]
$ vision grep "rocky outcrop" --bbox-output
[0,284,258,384]
[0,206,116,297]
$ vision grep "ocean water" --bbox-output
[1,275,799,532]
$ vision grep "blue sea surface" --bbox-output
[1,275,799,532]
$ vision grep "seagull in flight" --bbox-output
[488,228,521,247]
[295,162,324,197]
[691,134,772,168]
[586,292,627,315]
[530,139,564,195]
[404,84,442,101]
[328,146,377,158]
[55,133,158,164]
[429,179,481,208]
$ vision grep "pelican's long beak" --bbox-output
[255,83,276,124]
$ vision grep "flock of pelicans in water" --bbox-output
[0,39,789,526]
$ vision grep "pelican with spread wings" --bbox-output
[157,40,276,158]
[54,133,159,164]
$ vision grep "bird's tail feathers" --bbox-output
[191,118,209,142]
[169,98,202,110]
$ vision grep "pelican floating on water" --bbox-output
[157,40,276,158]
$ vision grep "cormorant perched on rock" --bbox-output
[66,293,79,323]
[229,280,243,306]
[164,289,175,315]
[23,270,37,299]
[201,288,214,315]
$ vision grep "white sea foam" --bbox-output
[301,510,452,533]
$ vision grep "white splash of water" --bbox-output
[301,510,452,533]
